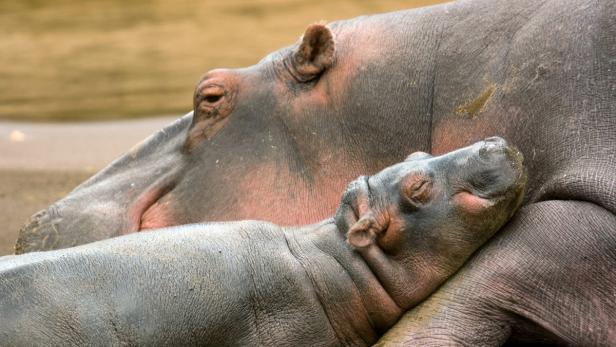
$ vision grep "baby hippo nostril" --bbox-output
[479,137,508,160]
[483,136,507,145]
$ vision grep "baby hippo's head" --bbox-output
[335,137,526,308]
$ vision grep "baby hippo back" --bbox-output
[0,222,339,346]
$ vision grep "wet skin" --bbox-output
[14,0,615,344]
[1,139,525,346]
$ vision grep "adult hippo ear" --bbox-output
[286,23,336,82]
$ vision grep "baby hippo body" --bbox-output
[2,221,360,346]
[0,137,526,346]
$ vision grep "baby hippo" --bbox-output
[0,137,526,346]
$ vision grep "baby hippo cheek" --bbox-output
[452,192,495,215]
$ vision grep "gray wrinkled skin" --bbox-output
[377,201,616,346]
[1,140,525,346]
[14,0,615,344]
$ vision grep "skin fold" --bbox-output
[1,139,525,346]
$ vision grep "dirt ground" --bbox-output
[0,170,91,255]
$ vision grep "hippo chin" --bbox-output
[1,139,525,346]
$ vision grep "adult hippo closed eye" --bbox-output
[14,0,614,344]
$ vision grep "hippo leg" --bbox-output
[376,201,616,346]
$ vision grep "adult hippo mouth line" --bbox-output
[129,171,180,233]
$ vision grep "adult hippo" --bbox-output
[1,139,527,346]
[16,0,615,250]
[15,0,615,344]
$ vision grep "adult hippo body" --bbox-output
[15,0,615,345]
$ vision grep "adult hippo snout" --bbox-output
[15,115,191,254]
[16,169,182,254]
[17,201,123,253]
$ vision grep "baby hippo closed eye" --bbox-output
[0,137,526,347]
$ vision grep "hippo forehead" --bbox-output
[371,154,448,185]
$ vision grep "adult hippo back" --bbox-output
[13,0,615,344]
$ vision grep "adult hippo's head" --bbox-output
[16,19,436,253]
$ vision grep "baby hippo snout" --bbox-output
[461,137,525,200]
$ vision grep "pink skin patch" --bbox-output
[136,157,363,231]
[229,161,351,225]
[452,192,495,215]
[139,194,176,231]
[126,170,180,233]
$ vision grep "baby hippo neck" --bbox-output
[283,221,403,343]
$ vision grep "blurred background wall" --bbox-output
[0,0,447,121]
[0,0,448,255]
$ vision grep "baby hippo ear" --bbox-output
[347,215,380,249]
[290,23,335,82]
[405,151,432,162]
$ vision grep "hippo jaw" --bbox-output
[14,116,192,254]
[15,179,179,254]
